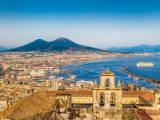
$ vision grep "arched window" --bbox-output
[158,98,160,104]
[99,92,105,106]
[110,92,116,107]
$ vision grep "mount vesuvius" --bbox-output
[7,38,103,52]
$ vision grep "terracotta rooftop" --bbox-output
[140,92,155,102]
[46,90,93,96]
[122,91,155,102]
[146,109,160,115]
[122,91,146,97]
[136,111,153,120]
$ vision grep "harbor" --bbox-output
[63,55,160,89]
[120,67,160,84]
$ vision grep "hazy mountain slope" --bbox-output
[8,39,50,52]
[107,45,160,53]
[7,38,104,52]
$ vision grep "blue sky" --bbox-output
[0,0,160,48]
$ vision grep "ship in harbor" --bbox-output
[136,62,154,67]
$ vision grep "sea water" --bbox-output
[63,55,160,89]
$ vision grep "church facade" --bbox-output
[45,69,156,119]
[93,69,122,110]
[47,69,122,111]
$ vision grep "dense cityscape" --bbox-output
[0,51,159,120]
[1,0,160,120]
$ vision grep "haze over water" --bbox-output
[63,55,160,89]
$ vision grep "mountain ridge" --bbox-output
[107,44,160,53]
[0,47,8,51]
[6,38,104,52]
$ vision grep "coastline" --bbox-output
[62,52,155,68]
[62,53,160,89]
[120,67,160,85]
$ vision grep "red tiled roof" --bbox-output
[146,109,160,115]
[140,92,155,102]
[122,91,146,97]
[136,111,153,120]
[46,90,93,96]
[122,91,155,102]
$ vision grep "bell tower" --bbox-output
[93,68,122,118]
[100,68,115,89]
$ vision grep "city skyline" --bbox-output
[0,0,160,48]
[0,1,160,120]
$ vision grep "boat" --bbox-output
[136,62,154,67]
[69,74,76,80]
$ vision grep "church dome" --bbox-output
[101,68,114,76]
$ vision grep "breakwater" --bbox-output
[120,67,160,84]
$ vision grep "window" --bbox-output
[110,92,116,107]
[99,92,105,106]
[106,78,109,87]
[158,98,160,104]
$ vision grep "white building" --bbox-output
[46,77,60,91]
[76,80,94,88]
[0,100,7,111]
[30,70,47,78]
